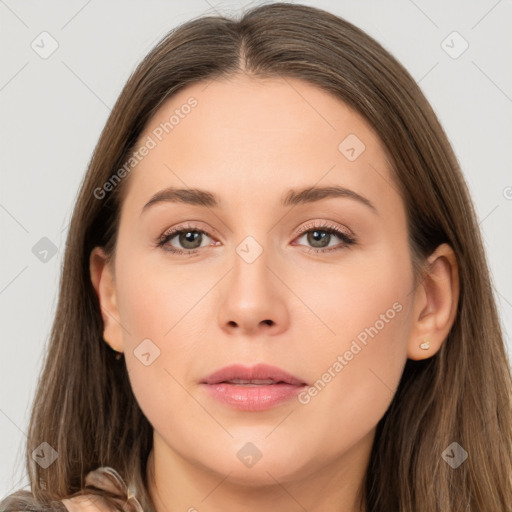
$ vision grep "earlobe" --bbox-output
[89,247,124,353]
[407,243,460,361]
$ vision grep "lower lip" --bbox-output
[202,383,306,411]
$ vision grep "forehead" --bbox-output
[121,74,399,214]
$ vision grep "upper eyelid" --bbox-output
[296,220,353,237]
[162,220,348,235]
[161,222,217,238]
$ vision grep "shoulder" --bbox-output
[61,466,143,512]
[61,494,114,512]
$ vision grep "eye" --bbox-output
[293,221,356,254]
[155,224,217,255]
[155,221,356,256]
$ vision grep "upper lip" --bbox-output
[202,363,307,386]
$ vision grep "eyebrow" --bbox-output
[141,185,377,214]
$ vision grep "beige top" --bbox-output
[61,466,143,512]
[62,494,113,512]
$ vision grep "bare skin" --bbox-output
[90,74,459,512]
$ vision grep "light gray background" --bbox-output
[1,0,511,499]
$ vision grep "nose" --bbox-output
[217,246,290,337]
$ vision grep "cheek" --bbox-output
[114,263,208,440]
[113,253,217,416]
[114,249,214,347]
[295,250,414,447]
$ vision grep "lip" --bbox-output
[201,363,307,411]
[202,363,306,386]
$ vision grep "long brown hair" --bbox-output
[2,3,511,511]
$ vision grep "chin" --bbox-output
[199,441,314,487]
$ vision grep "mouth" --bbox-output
[201,364,307,411]
[201,363,307,386]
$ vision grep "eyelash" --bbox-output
[154,221,356,256]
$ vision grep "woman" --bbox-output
[2,3,511,511]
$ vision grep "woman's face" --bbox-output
[94,75,419,489]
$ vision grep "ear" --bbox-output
[407,243,459,360]
[89,247,124,353]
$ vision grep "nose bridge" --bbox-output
[228,207,274,280]
[231,232,273,299]
[216,228,289,335]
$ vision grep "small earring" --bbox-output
[104,338,123,360]
[419,339,430,350]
